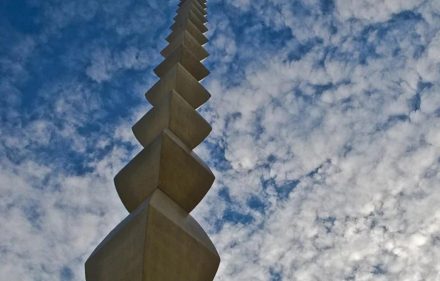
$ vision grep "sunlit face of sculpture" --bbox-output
[85,1,220,280]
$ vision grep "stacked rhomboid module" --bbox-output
[85,0,220,280]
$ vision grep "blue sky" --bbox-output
[2,0,440,280]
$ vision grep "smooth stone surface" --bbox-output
[178,4,206,17]
[175,5,207,23]
[85,190,220,281]
[178,1,206,15]
[155,45,209,81]
[133,90,211,150]
[174,10,207,26]
[167,20,208,45]
[177,1,206,18]
[172,15,208,34]
[179,0,207,9]
[146,64,211,109]
[162,30,208,61]
[114,130,215,213]
[86,0,219,280]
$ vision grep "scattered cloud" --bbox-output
[1,0,440,280]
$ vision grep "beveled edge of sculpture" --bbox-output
[148,189,218,255]
[146,64,211,109]
[86,0,220,279]
[86,189,219,260]
[154,45,210,81]
[179,0,207,9]
[114,129,215,213]
[167,20,208,45]
[174,8,207,25]
[161,30,209,60]
[173,13,208,32]
[172,17,208,34]
[85,190,220,281]
[133,89,212,149]
[178,1,207,19]
[175,9,207,23]
[179,2,206,16]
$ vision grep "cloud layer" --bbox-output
[1,0,440,280]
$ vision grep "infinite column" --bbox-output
[85,0,220,280]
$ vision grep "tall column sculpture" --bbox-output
[85,0,220,280]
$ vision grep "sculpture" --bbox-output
[85,0,220,279]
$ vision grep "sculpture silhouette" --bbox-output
[85,0,220,280]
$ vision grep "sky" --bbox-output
[1,0,440,280]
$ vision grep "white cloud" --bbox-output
[335,0,424,23]
[86,47,153,83]
[0,133,131,280]
[196,1,440,280]
[3,0,440,280]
